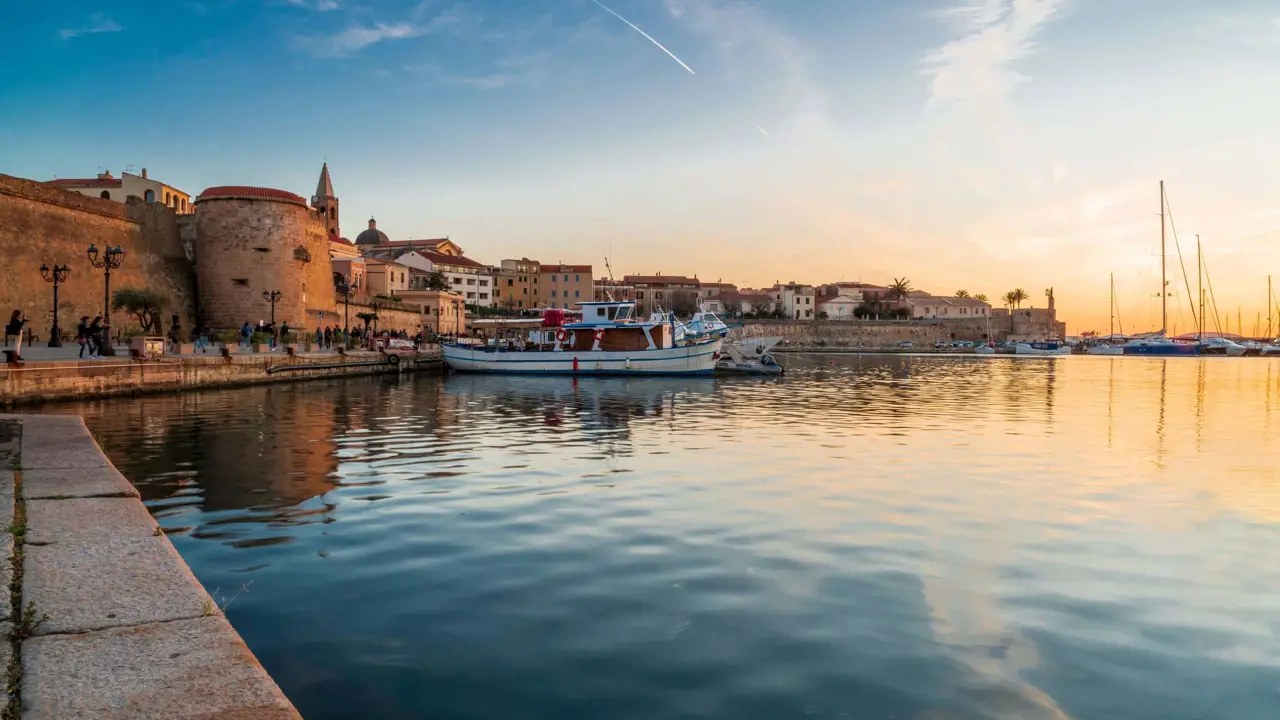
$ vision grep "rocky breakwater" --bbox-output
[0,413,300,719]
[729,320,954,351]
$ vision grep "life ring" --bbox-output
[593,329,605,342]
[555,329,568,343]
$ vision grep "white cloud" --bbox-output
[59,14,124,40]
[284,0,340,11]
[295,9,459,57]
[923,0,1067,108]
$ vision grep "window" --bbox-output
[232,278,248,286]
[253,247,270,253]
[551,290,557,298]
[144,190,155,203]
[655,292,664,300]
[165,192,171,204]
[181,198,186,211]
[637,291,645,299]
[466,278,475,285]
[100,191,111,199]
[467,292,476,299]
[563,274,569,282]
[452,277,462,285]
[480,280,488,287]
[551,275,557,283]
[574,290,580,298]
[575,275,580,282]
[522,288,528,295]
[507,279,514,286]
[480,293,488,300]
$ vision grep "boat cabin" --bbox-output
[571,301,637,327]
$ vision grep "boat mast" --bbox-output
[1197,234,1203,340]
[1109,273,1115,337]
[1160,180,1167,336]
[1270,275,1273,338]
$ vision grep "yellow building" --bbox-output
[494,257,540,310]
[48,168,193,213]
[539,263,593,310]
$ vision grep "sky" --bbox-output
[2,0,1279,333]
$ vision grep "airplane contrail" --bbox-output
[589,0,695,75]
[757,126,772,139]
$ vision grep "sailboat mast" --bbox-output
[1269,274,1273,338]
[1160,180,1167,335]
[1109,273,1115,337]
[1197,235,1202,340]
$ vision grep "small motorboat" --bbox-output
[716,337,784,375]
[1014,341,1072,356]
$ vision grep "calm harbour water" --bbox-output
[62,355,1280,720]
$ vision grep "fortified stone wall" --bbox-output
[0,173,196,340]
[322,295,425,335]
[729,319,1005,348]
[193,197,335,330]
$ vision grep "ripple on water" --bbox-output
[68,357,1280,720]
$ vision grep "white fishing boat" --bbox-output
[648,305,731,343]
[1014,341,1072,356]
[1198,337,1248,357]
[443,301,721,375]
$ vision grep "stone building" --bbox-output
[191,185,334,330]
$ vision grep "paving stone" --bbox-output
[22,616,301,720]
[16,415,111,471]
[25,538,210,635]
[26,498,157,546]
[21,466,138,500]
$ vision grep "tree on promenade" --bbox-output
[111,288,166,332]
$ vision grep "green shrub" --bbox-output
[250,332,271,345]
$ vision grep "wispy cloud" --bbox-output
[284,0,340,11]
[923,0,1067,108]
[590,0,695,74]
[293,8,459,57]
[59,14,124,40]
[1216,12,1280,47]
[411,64,515,90]
[756,126,772,139]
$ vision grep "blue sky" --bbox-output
[3,0,1279,331]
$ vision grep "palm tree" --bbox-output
[973,293,988,302]
[1003,291,1018,309]
[954,290,970,298]
[888,277,912,302]
[1012,288,1029,308]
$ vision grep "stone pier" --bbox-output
[0,414,300,719]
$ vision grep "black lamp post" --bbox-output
[338,282,356,348]
[263,290,282,329]
[39,263,70,347]
[87,243,125,356]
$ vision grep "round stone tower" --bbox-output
[193,186,335,330]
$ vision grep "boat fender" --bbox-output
[573,356,579,372]
[625,357,631,370]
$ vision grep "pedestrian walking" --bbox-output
[75,316,90,358]
[240,321,252,349]
[87,316,103,359]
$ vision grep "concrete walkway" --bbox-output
[0,414,300,719]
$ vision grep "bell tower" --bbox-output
[311,162,340,238]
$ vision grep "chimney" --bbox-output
[141,168,147,179]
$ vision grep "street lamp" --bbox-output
[87,243,125,355]
[262,290,282,329]
[39,263,70,347]
[338,282,356,348]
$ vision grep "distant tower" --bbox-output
[311,162,340,237]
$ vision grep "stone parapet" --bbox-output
[0,413,301,719]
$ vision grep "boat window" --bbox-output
[616,306,631,321]
[596,307,606,317]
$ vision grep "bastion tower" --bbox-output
[193,185,336,330]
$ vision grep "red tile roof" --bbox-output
[48,178,122,188]
[329,233,354,246]
[623,275,701,286]
[196,186,307,206]
[540,264,592,274]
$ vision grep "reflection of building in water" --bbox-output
[77,385,343,513]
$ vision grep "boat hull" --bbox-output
[442,340,722,375]
[1123,343,1202,356]
[1014,343,1072,356]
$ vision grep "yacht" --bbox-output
[1014,341,1072,356]
[1122,336,1202,356]
[1199,337,1248,357]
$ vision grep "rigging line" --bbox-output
[1161,186,1200,331]
[1202,251,1225,334]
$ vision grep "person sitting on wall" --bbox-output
[4,310,26,360]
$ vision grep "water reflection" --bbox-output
[60,356,1280,720]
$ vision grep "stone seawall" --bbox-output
[1,351,438,406]
[0,413,301,718]
[729,320,992,349]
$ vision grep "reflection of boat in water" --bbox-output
[1014,341,1072,356]
[716,337,784,375]
[443,301,721,376]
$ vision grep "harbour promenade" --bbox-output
[0,412,300,718]
[1,343,441,406]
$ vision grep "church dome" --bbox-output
[355,217,389,246]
